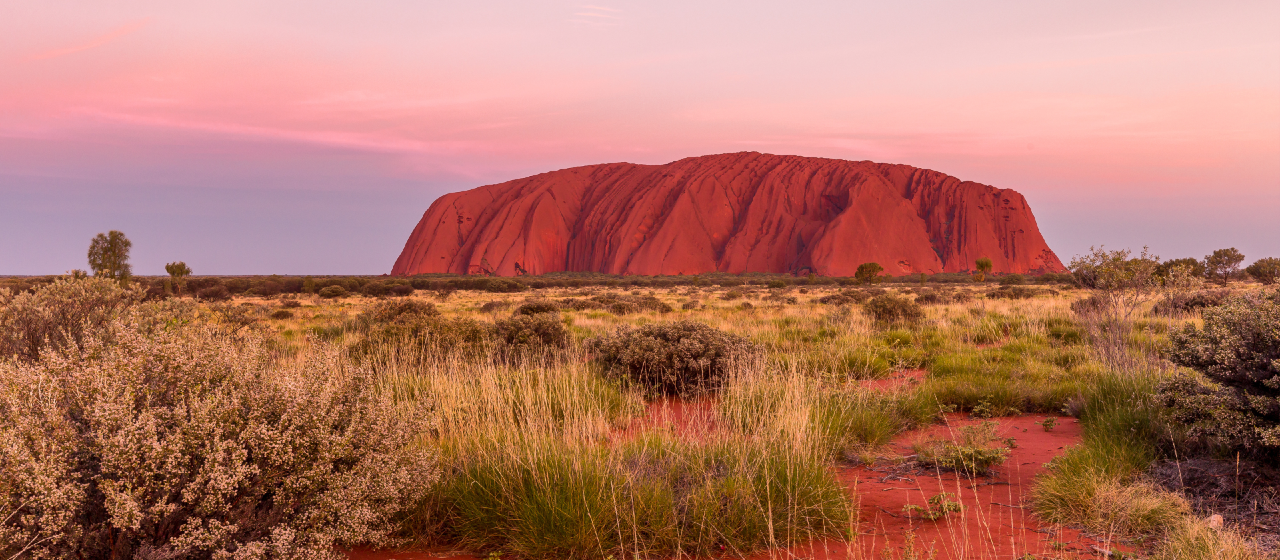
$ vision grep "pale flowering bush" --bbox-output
[0,276,144,362]
[0,310,437,559]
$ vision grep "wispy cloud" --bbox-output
[570,5,621,26]
[28,18,152,61]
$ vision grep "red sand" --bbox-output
[764,413,1134,560]
[391,152,1065,277]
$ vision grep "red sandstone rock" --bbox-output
[391,153,1065,277]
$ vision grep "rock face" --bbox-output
[392,152,1065,277]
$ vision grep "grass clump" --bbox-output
[428,433,850,559]
[590,320,757,396]
[1153,518,1270,560]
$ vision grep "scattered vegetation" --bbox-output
[3,254,1276,558]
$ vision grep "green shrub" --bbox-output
[998,274,1026,286]
[913,421,1010,476]
[0,313,436,560]
[361,281,392,297]
[1161,293,1280,453]
[864,294,924,324]
[590,321,757,396]
[1245,257,1280,285]
[590,293,673,314]
[197,285,232,301]
[479,300,512,313]
[1151,289,1232,316]
[318,285,347,299]
[854,262,884,285]
[913,291,949,305]
[358,299,439,327]
[514,300,561,316]
[493,313,569,353]
[0,277,144,362]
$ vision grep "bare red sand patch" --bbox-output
[754,414,1134,560]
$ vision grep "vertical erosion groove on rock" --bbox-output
[391,152,1066,276]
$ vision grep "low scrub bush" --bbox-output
[0,277,144,362]
[479,300,511,313]
[590,293,673,314]
[197,284,232,301]
[817,291,869,306]
[864,294,924,324]
[1151,289,1232,316]
[1161,292,1280,453]
[318,285,348,299]
[0,313,436,560]
[493,313,569,354]
[514,300,561,316]
[986,286,1048,300]
[591,321,757,396]
[357,299,439,327]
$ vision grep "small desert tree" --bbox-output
[1245,257,1280,285]
[1156,257,1205,281]
[854,262,884,285]
[1068,246,1161,321]
[164,261,192,295]
[87,230,133,285]
[1068,246,1161,367]
[973,257,993,282]
[1204,247,1245,285]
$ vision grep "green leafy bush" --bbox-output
[318,285,347,299]
[590,293,673,314]
[864,294,924,324]
[1245,257,1280,285]
[493,313,569,354]
[1151,289,1232,316]
[514,300,561,316]
[998,274,1026,286]
[0,313,436,560]
[590,321,757,396]
[356,299,439,328]
[196,285,232,302]
[1160,293,1280,453]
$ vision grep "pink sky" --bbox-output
[2,1,1278,274]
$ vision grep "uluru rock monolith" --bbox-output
[392,152,1065,277]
